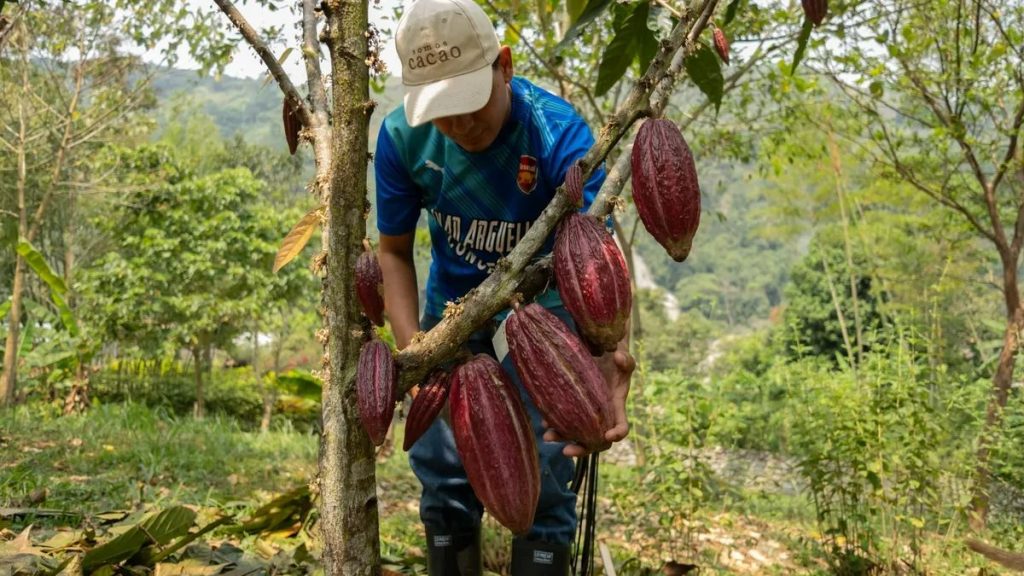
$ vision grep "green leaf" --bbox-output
[790,16,814,74]
[139,505,196,545]
[555,0,613,52]
[0,297,10,319]
[684,44,724,112]
[274,370,322,401]
[566,0,587,23]
[15,240,78,336]
[595,2,655,97]
[82,506,196,572]
[869,79,884,98]
[723,0,742,27]
[16,239,67,295]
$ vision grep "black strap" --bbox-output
[570,453,599,576]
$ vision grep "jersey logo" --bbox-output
[517,155,538,194]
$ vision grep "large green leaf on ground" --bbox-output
[82,506,197,572]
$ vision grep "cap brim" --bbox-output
[404,65,493,127]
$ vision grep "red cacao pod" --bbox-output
[357,339,396,446]
[801,0,827,26]
[630,118,701,262]
[282,97,300,156]
[506,303,614,451]
[403,370,450,452]
[356,247,385,326]
[554,213,632,353]
[450,354,540,535]
[713,28,730,65]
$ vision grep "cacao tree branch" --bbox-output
[393,0,719,391]
[212,0,314,129]
[302,0,330,118]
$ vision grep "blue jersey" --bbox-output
[375,77,605,318]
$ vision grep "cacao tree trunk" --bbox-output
[317,1,379,574]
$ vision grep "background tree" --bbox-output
[78,144,313,418]
[0,0,235,406]
[790,0,1024,527]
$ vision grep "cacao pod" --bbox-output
[357,339,396,446]
[630,118,701,262]
[403,370,451,452]
[282,97,301,156]
[554,213,632,353]
[356,246,385,326]
[450,354,539,535]
[801,0,827,26]
[563,161,584,207]
[713,27,730,65]
[506,303,614,450]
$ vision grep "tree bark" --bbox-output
[317,1,379,574]
[254,322,273,432]
[970,248,1023,529]
[1,67,30,407]
[193,345,206,419]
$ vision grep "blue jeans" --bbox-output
[409,307,578,544]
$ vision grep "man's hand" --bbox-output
[543,346,635,458]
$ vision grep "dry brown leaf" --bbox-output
[273,209,320,273]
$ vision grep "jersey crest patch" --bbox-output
[517,155,538,194]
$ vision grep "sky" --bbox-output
[167,0,405,82]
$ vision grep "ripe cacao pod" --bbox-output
[801,0,827,26]
[356,247,385,326]
[450,354,539,535]
[403,370,450,452]
[564,162,583,207]
[630,118,701,262]
[357,339,396,447]
[506,303,614,451]
[713,28,730,65]
[554,213,632,353]
[282,97,301,155]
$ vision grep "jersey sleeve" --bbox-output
[375,121,422,236]
[548,117,606,212]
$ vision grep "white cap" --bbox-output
[395,0,500,127]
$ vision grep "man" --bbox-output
[374,0,634,573]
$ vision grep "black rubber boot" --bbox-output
[425,527,482,576]
[510,538,570,576]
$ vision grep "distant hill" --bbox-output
[150,68,405,152]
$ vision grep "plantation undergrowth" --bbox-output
[0,403,1013,575]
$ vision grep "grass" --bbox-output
[0,402,317,516]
